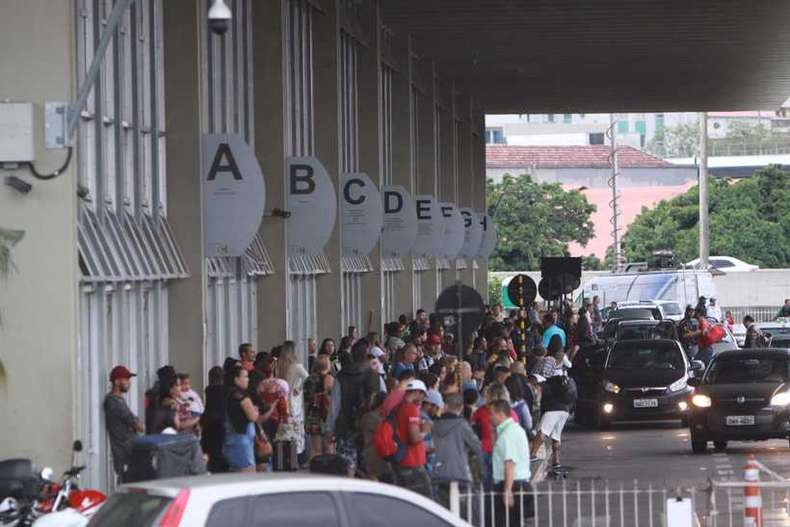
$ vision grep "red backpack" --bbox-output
[372,405,408,463]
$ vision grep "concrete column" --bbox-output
[163,0,206,385]
[314,0,343,341]
[417,59,438,312]
[0,0,77,473]
[471,107,488,299]
[358,2,384,335]
[458,93,476,288]
[253,0,289,351]
[389,29,415,318]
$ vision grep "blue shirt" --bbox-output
[391,362,414,379]
[542,325,566,349]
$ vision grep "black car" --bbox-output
[575,339,702,428]
[687,349,790,453]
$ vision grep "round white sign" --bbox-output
[342,172,383,257]
[478,213,498,259]
[413,195,442,258]
[439,202,465,259]
[202,133,266,258]
[381,185,418,258]
[459,208,482,259]
[286,156,338,256]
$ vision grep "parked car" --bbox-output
[770,335,790,348]
[758,319,790,342]
[87,473,472,527]
[614,320,679,342]
[615,301,666,321]
[574,339,702,429]
[687,349,790,453]
[685,256,758,273]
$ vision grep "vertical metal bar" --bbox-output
[591,479,596,527]
[112,1,125,213]
[562,481,567,527]
[93,0,106,223]
[648,483,654,527]
[633,480,639,525]
[619,483,624,527]
[604,482,610,527]
[662,489,668,527]
[148,0,160,225]
[548,481,553,527]
[727,487,732,527]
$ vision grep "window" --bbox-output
[87,492,171,526]
[345,493,454,527]
[249,492,340,527]
[589,132,605,145]
[547,113,555,123]
[655,113,665,132]
[634,120,646,135]
[485,127,505,144]
[563,113,572,123]
[206,497,248,526]
[707,357,789,384]
[617,120,629,135]
[608,342,685,371]
[710,258,735,269]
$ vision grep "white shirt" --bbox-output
[707,305,722,322]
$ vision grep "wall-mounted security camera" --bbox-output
[208,0,232,35]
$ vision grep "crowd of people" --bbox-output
[103,304,587,520]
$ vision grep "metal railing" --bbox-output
[723,306,784,324]
[448,480,700,527]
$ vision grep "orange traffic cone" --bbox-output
[744,455,762,527]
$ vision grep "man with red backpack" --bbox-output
[374,379,433,498]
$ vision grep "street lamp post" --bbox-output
[698,112,710,269]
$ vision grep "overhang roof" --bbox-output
[486,145,671,169]
[381,1,790,114]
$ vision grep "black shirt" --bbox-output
[227,389,251,434]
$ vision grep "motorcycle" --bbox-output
[32,441,106,527]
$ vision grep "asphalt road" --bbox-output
[525,418,790,526]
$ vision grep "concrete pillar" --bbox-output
[389,29,415,318]
[471,107,488,299]
[163,0,206,384]
[358,2,384,335]
[315,0,343,341]
[0,0,77,473]
[417,59,438,312]
[458,94,476,288]
[253,0,289,351]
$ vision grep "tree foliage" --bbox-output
[647,122,700,158]
[488,174,596,271]
[621,166,790,267]
[647,120,790,158]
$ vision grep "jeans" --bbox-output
[493,481,534,526]
[393,465,434,499]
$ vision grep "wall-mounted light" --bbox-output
[208,0,232,35]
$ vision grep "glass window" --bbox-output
[87,492,170,527]
[563,113,572,123]
[608,342,685,370]
[206,497,248,526]
[617,120,629,134]
[548,114,555,123]
[345,493,453,527]
[616,324,656,341]
[710,258,735,268]
[707,356,789,384]
[655,113,665,132]
[249,492,339,527]
[589,132,605,145]
[634,120,647,135]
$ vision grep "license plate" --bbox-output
[633,399,658,408]
[726,415,755,426]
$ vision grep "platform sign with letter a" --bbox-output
[202,133,265,258]
[286,156,338,256]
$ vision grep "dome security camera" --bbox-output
[208,0,232,35]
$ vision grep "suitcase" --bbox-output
[272,441,298,472]
[126,434,206,482]
[309,454,350,476]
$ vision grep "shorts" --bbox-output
[223,422,255,471]
[539,411,569,442]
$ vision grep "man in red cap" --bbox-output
[103,365,144,483]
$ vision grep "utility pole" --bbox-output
[698,112,710,269]
[608,114,622,271]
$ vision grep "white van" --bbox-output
[579,269,717,312]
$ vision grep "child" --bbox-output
[421,389,444,476]
[178,373,204,416]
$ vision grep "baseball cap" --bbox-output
[426,389,444,408]
[370,346,385,359]
[110,365,136,382]
[405,379,428,394]
[427,334,442,346]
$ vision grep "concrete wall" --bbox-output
[487,166,698,188]
[0,0,77,473]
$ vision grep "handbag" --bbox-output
[254,424,273,460]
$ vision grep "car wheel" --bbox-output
[713,440,727,451]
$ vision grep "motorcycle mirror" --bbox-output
[73,440,83,452]
[41,467,54,481]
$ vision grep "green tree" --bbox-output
[646,122,700,158]
[582,254,605,271]
[621,166,790,267]
[488,275,503,306]
[488,174,596,271]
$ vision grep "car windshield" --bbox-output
[707,356,789,384]
[87,492,171,527]
[613,308,657,321]
[661,302,682,316]
[772,337,790,348]
[616,325,656,341]
[608,343,684,370]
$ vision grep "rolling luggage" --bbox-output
[126,434,206,482]
[272,441,298,472]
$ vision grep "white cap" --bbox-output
[370,346,385,358]
[405,379,428,394]
[426,389,444,408]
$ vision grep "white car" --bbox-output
[685,256,758,272]
[86,473,472,527]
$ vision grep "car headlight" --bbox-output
[770,391,790,406]
[691,394,711,408]
[669,377,688,392]
[603,380,621,394]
